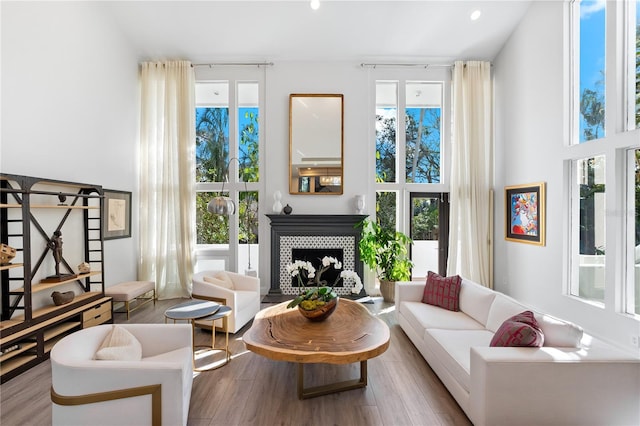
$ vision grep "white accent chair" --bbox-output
[192,270,261,333]
[50,323,193,426]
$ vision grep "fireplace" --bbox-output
[266,214,367,300]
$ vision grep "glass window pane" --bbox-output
[196,191,229,244]
[631,149,640,315]
[574,156,606,303]
[411,195,440,279]
[405,82,442,183]
[376,191,396,231]
[196,82,229,182]
[578,0,606,143]
[239,191,259,271]
[376,82,397,183]
[635,0,639,128]
[238,82,259,183]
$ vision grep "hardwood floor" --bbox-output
[0,298,471,426]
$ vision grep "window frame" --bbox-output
[194,67,264,273]
[371,67,452,277]
[566,0,640,318]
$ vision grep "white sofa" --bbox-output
[192,270,261,334]
[396,279,640,426]
[50,324,193,426]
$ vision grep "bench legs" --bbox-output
[114,289,156,320]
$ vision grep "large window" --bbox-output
[195,78,261,273]
[374,74,450,278]
[569,1,640,316]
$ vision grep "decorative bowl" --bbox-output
[51,291,75,306]
[298,297,338,322]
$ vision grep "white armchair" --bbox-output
[50,324,193,426]
[192,270,261,333]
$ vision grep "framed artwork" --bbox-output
[505,182,545,246]
[103,189,132,240]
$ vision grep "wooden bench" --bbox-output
[105,281,156,320]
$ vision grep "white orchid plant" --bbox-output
[286,256,363,310]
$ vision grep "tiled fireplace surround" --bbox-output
[265,214,367,301]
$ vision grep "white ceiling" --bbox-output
[101,0,533,63]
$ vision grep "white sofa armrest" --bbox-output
[395,281,424,305]
[470,346,640,426]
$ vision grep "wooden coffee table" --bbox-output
[243,298,390,399]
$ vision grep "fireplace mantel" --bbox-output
[266,214,367,299]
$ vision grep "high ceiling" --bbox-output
[101,0,533,63]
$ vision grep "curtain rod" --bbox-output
[192,62,274,67]
[360,63,452,69]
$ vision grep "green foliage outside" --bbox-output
[375,108,440,239]
[195,108,259,244]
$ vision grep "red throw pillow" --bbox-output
[490,310,544,347]
[421,271,462,311]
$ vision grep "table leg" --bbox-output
[297,360,368,399]
[192,316,231,372]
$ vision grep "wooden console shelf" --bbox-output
[13,271,102,293]
[0,263,23,271]
[1,173,111,383]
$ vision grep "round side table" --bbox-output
[164,300,232,371]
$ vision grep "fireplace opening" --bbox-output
[291,248,344,287]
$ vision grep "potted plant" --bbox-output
[357,219,413,302]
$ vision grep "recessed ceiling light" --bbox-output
[470,10,482,21]
[310,0,320,10]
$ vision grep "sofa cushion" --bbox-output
[422,271,462,311]
[425,328,494,392]
[400,301,486,333]
[534,313,583,347]
[94,325,142,361]
[203,271,234,290]
[486,293,530,333]
[459,279,497,327]
[490,311,544,347]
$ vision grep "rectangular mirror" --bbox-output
[289,94,344,195]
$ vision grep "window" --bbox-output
[574,0,606,143]
[571,156,606,304]
[195,77,261,273]
[628,0,639,129]
[405,82,442,183]
[568,1,639,315]
[626,148,640,315]
[374,72,450,279]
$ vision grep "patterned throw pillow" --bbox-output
[490,310,544,347]
[421,271,462,311]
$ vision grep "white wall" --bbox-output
[494,1,639,353]
[261,62,374,292]
[1,2,139,287]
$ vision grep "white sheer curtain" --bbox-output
[139,61,195,299]
[447,61,494,287]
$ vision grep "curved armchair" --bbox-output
[192,270,261,333]
[50,324,193,426]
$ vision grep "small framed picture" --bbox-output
[103,189,132,240]
[505,182,545,246]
